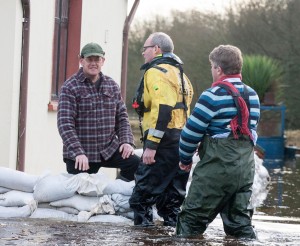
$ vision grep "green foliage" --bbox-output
[242,55,283,103]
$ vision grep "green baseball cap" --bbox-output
[80,42,105,58]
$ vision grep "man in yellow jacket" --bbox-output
[129,32,194,227]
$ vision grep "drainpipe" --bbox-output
[17,0,30,171]
[120,0,140,101]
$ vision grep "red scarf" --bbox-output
[212,75,253,140]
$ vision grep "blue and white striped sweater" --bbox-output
[179,80,260,165]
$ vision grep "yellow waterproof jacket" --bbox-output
[143,62,193,149]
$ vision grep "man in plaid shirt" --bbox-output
[57,42,139,181]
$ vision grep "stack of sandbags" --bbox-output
[31,172,134,224]
[0,168,134,224]
[0,149,269,223]
[0,167,38,218]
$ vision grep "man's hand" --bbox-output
[142,148,156,165]
[179,162,192,172]
[75,154,89,171]
[119,143,135,159]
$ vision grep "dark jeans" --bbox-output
[64,149,140,181]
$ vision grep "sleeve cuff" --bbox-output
[144,140,159,150]
[180,158,193,165]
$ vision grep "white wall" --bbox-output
[0,0,22,169]
[81,0,127,83]
[24,0,60,175]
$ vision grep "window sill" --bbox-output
[48,101,58,111]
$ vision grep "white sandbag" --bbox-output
[0,167,39,192]
[118,211,134,219]
[0,190,36,207]
[88,214,133,225]
[77,211,93,222]
[103,180,134,196]
[111,194,131,213]
[57,206,80,215]
[92,195,115,215]
[30,208,77,221]
[33,174,77,202]
[0,187,11,194]
[250,153,270,208]
[66,172,111,197]
[37,202,79,215]
[37,202,53,209]
[0,202,37,218]
[77,195,115,222]
[50,194,100,211]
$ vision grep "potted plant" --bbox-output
[242,55,283,105]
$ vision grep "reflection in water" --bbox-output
[257,158,300,218]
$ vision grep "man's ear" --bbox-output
[154,45,161,55]
[217,66,223,75]
[79,57,83,65]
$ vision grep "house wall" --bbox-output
[0,0,22,169]
[81,0,127,81]
[0,0,128,179]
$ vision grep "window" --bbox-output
[49,0,82,110]
[51,0,69,101]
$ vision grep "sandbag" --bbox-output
[50,194,100,211]
[0,187,11,194]
[30,208,77,221]
[250,153,270,208]
[103,180,134,196]
[77,195,116,222]
[0,190,35,207]
[88,214,133,225]
[33,174,77,202]
[37,202,80,215]
[0,167,39,192]
[66,172,110,197]
[118,211,134,219]
[0,202,36,218]
[111,194,131,213]
[91,195,115,215]
[57,206,80,215]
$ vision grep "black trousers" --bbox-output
[64,149,140,181]
[129,145,189,224]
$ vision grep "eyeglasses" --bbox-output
[141,45,155,53]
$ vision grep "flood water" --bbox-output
[0,158,299,245]
[257,158,300,218]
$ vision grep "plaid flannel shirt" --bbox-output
[57,68,134,162]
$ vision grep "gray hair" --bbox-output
[209,45,243,75]
[150,32,174,53]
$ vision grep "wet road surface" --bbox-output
[1,216,300,245]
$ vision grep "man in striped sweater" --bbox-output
[176,45,260,239]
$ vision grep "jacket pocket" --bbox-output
[78,94,95,111]
[101,91,116,109]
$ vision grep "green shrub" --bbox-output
[242,55,283,104]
